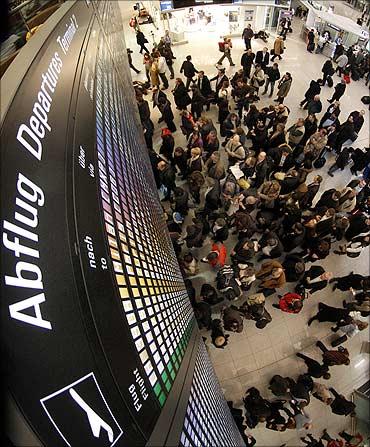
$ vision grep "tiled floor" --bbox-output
[120,3,369,445]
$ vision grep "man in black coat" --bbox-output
[210,67,229,96]
[321,59,335,86]
[180,55,199,90]
[316,189,341,210]
[197,71,213,110]
[349,109,365,133]
[158,97,176,133]
[328,79,346,103]
[157,160,176,201]
[345,214,370,241]
[152,87,167,123]
[334,116,357,153]
[262,63,280,97]
[254,152,269,188]
[283,254,305,282]
[242,24,254,50]
[241,49,255,79]
[300,79,321,108]
[255,47,269,69]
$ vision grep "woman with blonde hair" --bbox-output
[150,56,160,88]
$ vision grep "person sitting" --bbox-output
[201,241,227,268]
[222,306,244,333]
[200,283,223,306]
[297,266,332,294]
[272,292,305,314]
[210,319,229,349]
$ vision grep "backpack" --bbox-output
[218,41,225,52]
[246,293,265,306]
[343,74,351,84]
[313,147,327,169]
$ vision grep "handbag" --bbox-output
[270,49,275,55]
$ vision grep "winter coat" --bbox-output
[304,131,327,159]
[223,307,244,332]
[307,99,322,116]
[278,293,304,313]
[304,80,321,100]
[277,78,292,98]
[273,37,284,55]
[287,124,305,146]
[173,83,191,109]
[250,67,265,88]
[180,60,198,78]
[197,75,213,97]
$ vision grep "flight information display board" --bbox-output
[179,342,244,447]
[1,1,244,446]
[1,1,193,445]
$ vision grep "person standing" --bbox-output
[210,67,229,97]
[321,59,335,86]
[327,79,346,103]
[262,63,280,97]
[127,49,140,74]
[196,71,213,111]
[287,118,305,148]
[157,160,176,201]
[180,55,199,90]
[307,95,322,116]
[241,49,255,79]
[271,36,285,61]
[172,78,191,110]
[255,47,270,70]
[300,79,321,109]
[150,57,161,89]
[143,52,152,83]
[136,92,154,150]
[217,37,235,66]
[158,97,176,133]
[250,64,265,95]
[335,53,348,76]
[156,51,169,90]
[275,72,292,104]
[161,43,175,79]
[307,28,315,52]
[136,30,150,54]
[152,86,167,122]
[242,24,254,50]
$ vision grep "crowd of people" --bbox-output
[130,17,369,447]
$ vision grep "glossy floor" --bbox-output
[121,4,370,446]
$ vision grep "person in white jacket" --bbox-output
[156,52,169,89]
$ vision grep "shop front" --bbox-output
[151,0,290,44]
[299,1,369,57]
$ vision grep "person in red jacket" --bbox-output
[272,292,304,313]
[201,242,227,268]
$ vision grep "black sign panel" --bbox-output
[1,1,194,445]
[0,2,145,445]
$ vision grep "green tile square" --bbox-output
[158,392,166,406]
[170,370,175,380]
[154,382,162,397]
[165,380,171,392]
[161,371,168,382]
